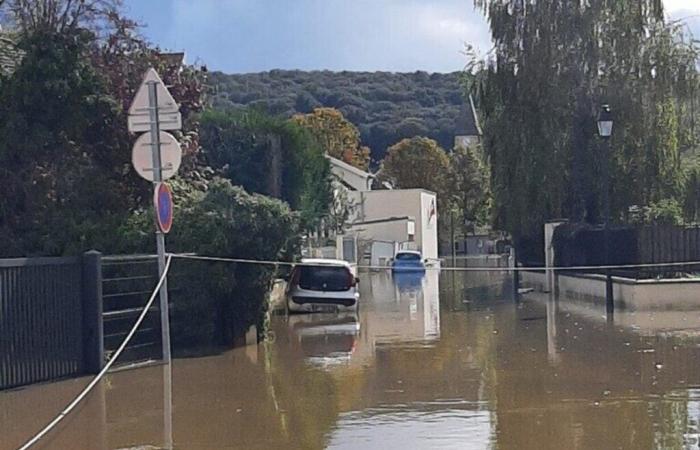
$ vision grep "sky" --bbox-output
[123,0,700,74]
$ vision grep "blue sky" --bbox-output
[123,0,700,74]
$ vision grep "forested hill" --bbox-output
[208,70,467,161]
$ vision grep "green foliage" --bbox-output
[472,0,699,239]
[381,136,451,195]
[450,144,491,232]
[207,70,468,162]
[0,28,127,256]
[628,199,685,226]
[292,107,370,170]
[199,108,332,230]
[117,179,300,345]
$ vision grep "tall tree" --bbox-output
[450,144,491,232]
[471,0,699,240]
[292,107,370,170]
[381,136,451,200]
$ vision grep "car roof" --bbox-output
[299,258,352,268]
[395,251,422,256]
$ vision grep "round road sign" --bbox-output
[154,182,173,234]
[132,131,182,181]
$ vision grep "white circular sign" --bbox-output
[131,131,182,182]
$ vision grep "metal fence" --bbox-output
[0,254,103,390]
[553,223,700,279]
[101,255,163,368]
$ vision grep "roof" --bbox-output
[351,216,413,226]
[0,36,24,77]
[300,258,352,268]
[455,94,482,137]
[326,155,374,180]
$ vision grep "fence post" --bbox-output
[82,250,104,374]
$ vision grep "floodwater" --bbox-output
[4,266,700,449]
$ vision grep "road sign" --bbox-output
[154,182,174,234]
[128,68,182,133]
[132,131,182,181]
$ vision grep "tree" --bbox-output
[0,3,206,256]
[381,137,451,199]
[0,28,126,256]
[471,0,699,241]
[0,0,121,34]
[292,107,370,170]
[199,109,333,230]
[450,144,491,232]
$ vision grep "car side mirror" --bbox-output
[424,259,429,263]
[355,277,360,285]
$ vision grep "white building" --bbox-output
[327,155,439,262]
[347,189,438,260]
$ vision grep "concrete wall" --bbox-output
[347,218,413,244]
[520,270,700,312]
[420,192,438,260]
[347,189,438,259]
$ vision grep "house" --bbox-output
[326,155,439,263]
[454,95,482,149]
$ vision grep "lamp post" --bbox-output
[598,104,614,315]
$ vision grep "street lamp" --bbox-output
[598,104,614,315]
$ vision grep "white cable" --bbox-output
[172,253,700,273]
[17,255,173,450]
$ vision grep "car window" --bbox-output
[298,265,352,291]
[396,253,421,261]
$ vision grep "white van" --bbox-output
[286,259,359,313]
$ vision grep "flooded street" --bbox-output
[4,269,700,449]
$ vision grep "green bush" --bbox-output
[118,178,300,347]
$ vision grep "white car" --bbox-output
[286,259,359,313]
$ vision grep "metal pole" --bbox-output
[603,138,614,316]
[147,81,172,363]
[148,80,173,450]
[450,210,456,267]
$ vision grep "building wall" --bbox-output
[347,189,438,259]
[420,192,438,260]
[347,219,413,244]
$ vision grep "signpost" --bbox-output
[129,68,181,450]
[129,68,182,366]
[132,131,182,182]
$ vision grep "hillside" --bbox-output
[208,70,468,162]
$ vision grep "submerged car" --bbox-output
[391,250,427,272]
[286,259,359,313]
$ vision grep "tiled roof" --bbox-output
[0,36,24,77]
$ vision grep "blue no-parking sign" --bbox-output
[154,182,173,234]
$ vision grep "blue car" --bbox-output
[391,251,426,273]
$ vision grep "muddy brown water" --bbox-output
[3,269,700,449]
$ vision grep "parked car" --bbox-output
[391,250,427,272]
[286,259,360,313]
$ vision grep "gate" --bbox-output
[0,253,102,390]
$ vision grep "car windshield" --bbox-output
[298,265,352,291]
[396,253,421,261]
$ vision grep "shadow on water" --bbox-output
[4,265,700,449]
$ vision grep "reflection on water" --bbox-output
[4,268,700,449]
